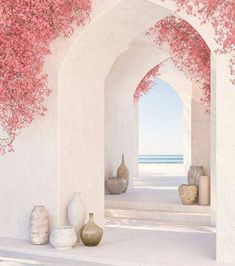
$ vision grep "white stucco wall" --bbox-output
[58,0,170,225]
[0,0,125,240]
[216,54,235,263]
[105,42,170,190]
[191,82,211,176]
[105,47,194,189]
[1,1,234,263]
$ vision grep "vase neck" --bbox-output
[89,213,94,223]
[121,154,124,164]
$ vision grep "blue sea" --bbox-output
[139,155,184,164]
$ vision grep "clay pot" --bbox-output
[106,177,126,194]
[117,154,129,192]
[80,213,103,246]
[178,184,197,205]
[30,206,49,245]
[50,226,77,249]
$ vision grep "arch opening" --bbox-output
[58,0,225,262]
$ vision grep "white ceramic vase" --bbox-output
[30,206,49,245]
[68,192,86,240]
[199,175,210,205]
[50,226,77,249]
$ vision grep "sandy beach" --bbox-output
[139,163,186,176]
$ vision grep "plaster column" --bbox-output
[216,54,235,263]
[191,82,211,176]
[105,42,169,190]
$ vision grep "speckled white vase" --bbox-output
[67,192,86,240]
[30,206,49,245]
[50,226,77,249]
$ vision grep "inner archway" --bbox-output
[138,78,184,176]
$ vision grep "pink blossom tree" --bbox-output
[136,1,234,108]
[0,0,91,154]
[135,16,211,110]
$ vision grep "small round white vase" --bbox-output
[50,226,77,249]
[67,192,86,240]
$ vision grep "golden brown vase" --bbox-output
[117,154,129,192]
[80,213,103,246]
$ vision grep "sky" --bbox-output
[138,79,183,155]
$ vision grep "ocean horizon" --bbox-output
[139,154,183,164]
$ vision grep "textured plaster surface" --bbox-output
[105,42,169,189]
[0,0,233,263]
[0,226,220,266]
[58,0,170,226]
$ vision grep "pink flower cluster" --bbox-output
[174,0,235,54]
[175,0,235,85]
[134,63,163,102]
[135,16,211,110]
[0,0,91,154]
[136,1,234,110]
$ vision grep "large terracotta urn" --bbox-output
[117,154,129,192]
[30,206,49,245]
[67,192,86,241]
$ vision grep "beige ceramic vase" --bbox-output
[30,206,49,245]
[80,213,103,246]
[187,166,205,202]
[106,177,126,194]
[117,154,129,192]
[178,184,197,205]
[199,176,210,205]
[187,166,205,187]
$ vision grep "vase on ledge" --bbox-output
[30,206,49,245]
[117,154,129,192]
[199,175,210,205]
[80,213,103,246]
[106,177,126,194]
[187,166,205,201]
[68,192,86,241]
[187,166,205,187]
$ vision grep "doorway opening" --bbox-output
[138,78,184,179]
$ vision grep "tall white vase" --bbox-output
[199,176,210,205]
[67,192,86,241]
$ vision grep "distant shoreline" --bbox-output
[139,154,184,164]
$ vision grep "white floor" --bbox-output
[0,225,228,266]
[0,164,224,266]
[106,164,210,226]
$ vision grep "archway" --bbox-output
[58,0,234,262]
[138,78,185,175]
